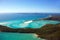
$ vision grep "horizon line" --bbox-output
[0,11,59,13]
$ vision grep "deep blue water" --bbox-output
[0,13,60,22]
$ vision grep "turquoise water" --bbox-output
[0,20,60,40]
[0,13,60,40]
[0,32,42,40]
[0,20,60,28]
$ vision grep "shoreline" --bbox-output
[0,15,60,40]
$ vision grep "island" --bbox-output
[0,16,60,40]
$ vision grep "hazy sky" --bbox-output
[0,0,60,13]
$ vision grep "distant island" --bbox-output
[41,15,60,21]
[0,16,60,40]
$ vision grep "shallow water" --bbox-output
[0,32,43,40]
[0,13,60,40]
[0,20,59,28]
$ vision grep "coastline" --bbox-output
[0,15,60,40]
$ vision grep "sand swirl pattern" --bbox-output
[0,20,60,29]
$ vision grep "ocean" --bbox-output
[0,32,42,40]
[0,13,60,22]
[0,13,60,40]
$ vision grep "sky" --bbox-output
[0,0,60,13]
